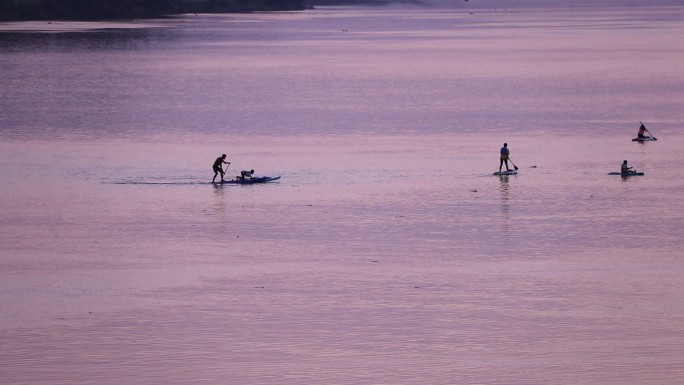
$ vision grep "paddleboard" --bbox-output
[218,176,281,184]
[493,170,518,176]
[632,137,657,142]
[608,172,644,176]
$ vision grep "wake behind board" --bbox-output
[608,172,644,176]
[493,170,518,176]
[219,176,281,184]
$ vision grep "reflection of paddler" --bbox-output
[499,143,510,172]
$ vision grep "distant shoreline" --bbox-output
[0,0,312,22]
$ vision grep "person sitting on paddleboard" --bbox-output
[499,143,511,172]
[239,169,254,180]
[212,154,230,183]
[637,123,647,139]
[621,160,634,174]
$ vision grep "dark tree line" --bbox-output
[0,0,310,21]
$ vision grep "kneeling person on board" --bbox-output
[499,143,511,172]
[239,169,255,180]
[621,160,635,174]
[637,123,647,139]
[212,154,230,183]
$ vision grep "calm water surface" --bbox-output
[1,3,684,384]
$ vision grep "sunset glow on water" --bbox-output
[2,3,684,384]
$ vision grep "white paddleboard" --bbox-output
[493,170,518,176]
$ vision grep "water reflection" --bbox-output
[497,175,511,237]
[2,6,684,385]
[0,26,180,52]
[3,8,683,141]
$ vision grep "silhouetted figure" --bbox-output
[212,154,230,183]
[499,143,510,172]
[638,123,647,139]
[239,169,255,180]
[621,160,634,175]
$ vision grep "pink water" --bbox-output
[1,4,684,384]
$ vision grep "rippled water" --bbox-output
[1,3,684,384]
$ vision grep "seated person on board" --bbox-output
[621,160,635,174]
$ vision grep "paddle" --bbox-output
[508,158,519,171]
[641,122,657,140]
[221,162,230,180]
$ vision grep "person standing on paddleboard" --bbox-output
[499,143,511,172]
[212,154,230,183]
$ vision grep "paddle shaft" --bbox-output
[508,157,519,170]
[221,163,231,179]
[641,122,657,139]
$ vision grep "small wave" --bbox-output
[107,180,209,186]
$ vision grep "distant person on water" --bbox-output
[621,160,634,174]
[239,169,254,180]
[638,123,647,139]
[499,143,511,172]
[212,154,230,183]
